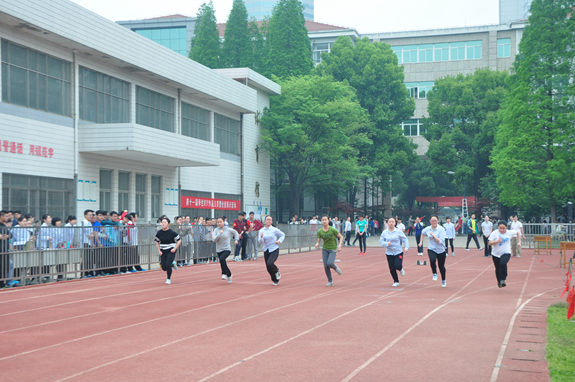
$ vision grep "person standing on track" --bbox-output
[379,217,409,287]
[419,215,448,287]
[414,217,424,256]
[481,215,493,257]
[488,220,521,288]
[510,215,525,258]
[155,217,181,285]
[212,217,239,283]
[356,214,368,255]
[315,215,343,287]
[259,216,285,286]
[344,217,352,246]
[465,213,482,251]
[443,217,456,257]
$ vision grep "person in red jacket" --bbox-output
[232,212,251,261]
[247,211,263,260]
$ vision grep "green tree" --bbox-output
[423,69,508,199]
[491,0,575,222]
[221,0,252,68]
[267,0,313,77]
[260,75,371,217]
[189,1,220,68]
[248,18,271,76]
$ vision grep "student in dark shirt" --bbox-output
[155,217,181,285]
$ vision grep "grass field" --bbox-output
[547,302,575,381]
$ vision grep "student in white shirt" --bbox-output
[510,215,525,258]
[488,220,521,288]
[396,218,406,233]
[481,215,493,257]
[344,217,352,246]
[418,215,448,287]
[443,217,456,256]
[258,216,285,286]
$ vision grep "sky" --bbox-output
[70,0,500,34]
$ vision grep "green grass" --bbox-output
[547,302,575,381]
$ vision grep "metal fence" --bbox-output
[0,223,321,288]
[521,223,575,248]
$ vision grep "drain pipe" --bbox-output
[72,49,79,216]
[240,112,244,212]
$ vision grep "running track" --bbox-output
[0,247,564,382]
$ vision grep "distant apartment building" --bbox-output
[245,0,314,21]
[500,0,532,24]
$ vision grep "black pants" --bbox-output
[466,234,480,249]
[428,249,446,281]
[345,231,351,246]
[235,238,248,259]
[264,248,280,283]
[0,252,8,288]
[444,238,454,254]
[218,250,232,277]
[482,236,492,256]
[386,254,403,283]
[160,249,176,280]
[357,233,366,252]
[492,254,511,283]
[416,234,423,253]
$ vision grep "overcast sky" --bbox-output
[71,0,500,34]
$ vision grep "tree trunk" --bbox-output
[550,204,556,224]
[289,181,301,220]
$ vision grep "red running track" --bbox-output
[0,247,565,382]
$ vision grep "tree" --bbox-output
[248,18,271,77]
[189,1,220,69]
[267,0,313,78]
[422,69,508,199]
[260,75,371,217]
[491,0,575,222]
[221,0,252,68]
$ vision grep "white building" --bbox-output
[0,0,280,222]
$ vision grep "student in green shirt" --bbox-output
[315,215,343,287]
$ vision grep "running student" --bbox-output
[258,216,285,285]
[443,217,456,256]
[379,217,409,287]
[155,217,181,285]
[212,217,239,283]
[488,220,521,288]
[315,215,343,287]
[356,214,368,255]
[419,215,448,287]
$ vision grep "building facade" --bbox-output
[500,0,531,24]
[1,0,279,223]
[245,0,314,21]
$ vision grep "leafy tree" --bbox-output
[491,0,575,222]
[260,75,371,217]
[267,0,313,77]
[248,18,271,77]
[423,69,508,199]
[189,1,220,68]
[221,0,252,68]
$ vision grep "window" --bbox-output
[151,175,161,219]
[405,82,434,99]
[2,174,74,220]
[181,102,210,141]
[402,45,418,63]
[497,38,511,58]
[79,67,130,123]
[1,39,71,116]
[434,43,449,61]
[118,172,130,212]
[134,27,187,56]
[136,86,174,132]
[450,42,465,61]
[135,174,145,219]
[418,44,434,62]
[214,193,241,220]
[313,43,331,64]
[465,41,482,60]
[392,40,483,64]
[214,113,240,156]
[402,119,423,137]
[392,46,403,64]
[100,169,112,212]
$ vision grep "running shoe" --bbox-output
[172,261,178,270]
[432,274,438,281]
[358,252,362,256]
[400,268,405,276]
[129,270,137,273]
[6,280,19,287]
[228,275,233,283]
[500,280,506,288]
[517,255,521,258]
[479,247,483,250]
[442,280,446,288]
[165,279,171,285]
[452,252,455,257]
[335,267,342,275]
[273,281,278,286]
[221,274,228,280]
[465,248,470,251]
[418,253,423,256]
[392,282,400,287]
[276,271,281,280]
[326,282,334,287]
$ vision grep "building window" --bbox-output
[214,192,242,220]
[135,174,145,219]
[79,67,130,123]
[134,27,187,56]
[465,41,482,60]
[405,82,434,99]
[151,175,161,219]
[418,44,434,62]
[181,102,210,141]
[497,38,511,58]
[2,173,74,220]
[214,113,240,156]
[402,45,418,64]
[402,119,425,137]
[100,169,112,212]
[392,40,482,64]
[434,43,449,62]
[136,86,174,132]
[118,171,130,212]
[313,43,331,64]
[1,39,71,116]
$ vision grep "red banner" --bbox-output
[181,196,240,210]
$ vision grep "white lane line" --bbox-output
[516,255,536,309]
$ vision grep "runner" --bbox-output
[443,217,456,257]
[356,214,368,255]
[488,220,521,288]
[212,217,239,283]
[481,215,493,257]
[379,217,409,287]
[418,215,448,287]
[414,217,424,256]
[154,217,181,285]
[315,215,343,287]
[258,216,285,286]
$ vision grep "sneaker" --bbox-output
[276,271,281,280]
[221,274,228,280]
[392,282,400,287]
[253,257,258,261]
[400,268,405,277]
[6,280,19,287]
[335,267,342,275]
[452,252,455,257]
[172,261,178,270]
[432,274,438,281]
[517,255,521,258]
[228,275,233,283]
[273,282,278,286]
[358,252,362,256]
[500,280,506,288]
[479,247,483,250]
[417,253,423,256]
[165,279,171,285]
[465,248,470,251]
[442,280,446,288]
[326,282,334,287]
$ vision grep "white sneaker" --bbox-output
[452,252,455,257]
[335,267,342,275]
[221,274,228,280]
[165,279,171,285]
[417,253,423,256]
[326,282,334,287]
[432,274,438,281]
[400,268,405,276]
[392,282,400,287]
[465,248,470,251]
[276,271,281,280]
[273,282,278,286]
[228,275,233,283]
[479,247,483,250]
[442,280,446,288]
